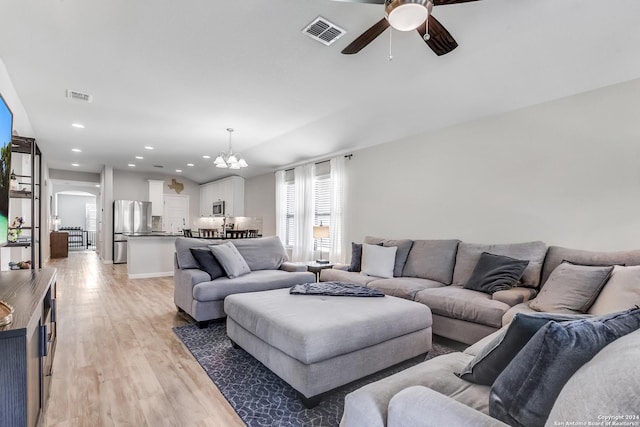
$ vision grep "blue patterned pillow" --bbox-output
[490,307,640,427]
[457,312,590,385]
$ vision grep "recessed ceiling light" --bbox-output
[203,155,211,159]
[71,123,85,129]
[135,156,144,160]
[176,169,182,173]
[71,148,82,152]
[95,184,100,188]
[71,163,80,167]
[144,146,154,150]
[187,163,194,167]
[128,164,136,167]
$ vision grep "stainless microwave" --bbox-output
[212,200,225,216]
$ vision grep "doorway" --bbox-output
[55,191,97,251]
[163,195,189,234]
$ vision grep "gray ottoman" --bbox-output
[224,288,433,407]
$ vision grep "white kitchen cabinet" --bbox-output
[223,176,244,217]
[199,182,218,216]
[199,176,244,217]
[148,180,165,216]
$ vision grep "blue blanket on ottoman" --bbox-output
[290,281,385,297]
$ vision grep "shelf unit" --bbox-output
[7,136,42,269]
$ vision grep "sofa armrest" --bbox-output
[280,262,307,272]
[176,267,211,286]
[174,266,212,315]
[388,387,508,427]
[492,287,537,306]
[332,263,350,271]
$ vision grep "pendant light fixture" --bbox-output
[214,128,248,169]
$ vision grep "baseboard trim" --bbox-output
[128,271,174,279]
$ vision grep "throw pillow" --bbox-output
[349,242,382,272]
[489,307,640,427]
[349,243,364,272]
[208,242,251,279]
[588,265,640,315]
[464,252,530,294]
[230,236,288,271]
[457,312,591,385]
[361,243,397,279]
[528,262,613,313]
[189,247,225,280]
[364,236,413,277]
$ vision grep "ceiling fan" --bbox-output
[333,0,480,56]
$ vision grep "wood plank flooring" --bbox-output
[43,252,245,427]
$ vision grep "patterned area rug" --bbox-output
[174,321,459,427]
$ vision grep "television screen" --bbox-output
[0,93,12,247]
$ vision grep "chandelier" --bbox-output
[214,128,248,169]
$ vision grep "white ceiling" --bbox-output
[1,0,639,184]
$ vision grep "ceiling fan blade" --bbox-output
[433,0,481,5]
[342,18,390,54]
[416,14,458,56]
[331,0,385,3]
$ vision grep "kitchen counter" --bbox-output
[126,233,179,279]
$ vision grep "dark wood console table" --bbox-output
[50,232,69,258]
[0,268,57,427]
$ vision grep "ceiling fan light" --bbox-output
[386,1,429,31]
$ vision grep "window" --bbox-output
[278,157,344,263]
[285,180,295,246]
[314,173,331,252]
[282,164,332,249]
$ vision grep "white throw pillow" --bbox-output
[361,243,397,279]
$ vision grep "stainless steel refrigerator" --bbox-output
[113,200,152,264]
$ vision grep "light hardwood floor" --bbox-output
[43,252,245,427]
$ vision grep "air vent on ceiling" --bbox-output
[303,17,346,46]
[153,165,164,168]
[66,89,93,103]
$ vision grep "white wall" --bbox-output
[100,166,113,262]
[245,172,276,237]
[41,164,51,262]
[57,194,95,228]
[345,79,640,251]
[251,79,640,253]
[0,58,33,136]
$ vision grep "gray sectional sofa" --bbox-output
[173,236,315,326]
[342,325,640,427]
[333,238,640,427]
[322,236,640,344]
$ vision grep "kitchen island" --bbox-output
[125,233,182,279]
